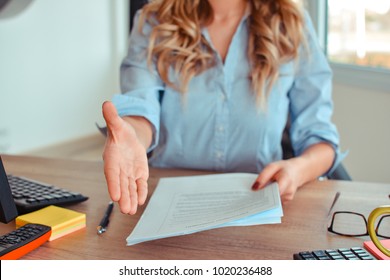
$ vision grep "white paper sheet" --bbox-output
[126,173,283,245]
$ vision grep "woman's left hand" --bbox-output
[252,143,335,204]
[251,158,304,204]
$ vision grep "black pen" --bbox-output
[97,201,114,235]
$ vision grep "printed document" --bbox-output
[127,173,283,245]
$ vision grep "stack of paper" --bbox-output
[15,205,86,241]
[127,173,283,245]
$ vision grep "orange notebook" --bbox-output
[363,239,390,260]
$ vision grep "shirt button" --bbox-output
[220,94,226,101]
[217,126,224,132]
[216,151,223,159]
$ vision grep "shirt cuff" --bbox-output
[294,136,348,177]
[112,94,160,152]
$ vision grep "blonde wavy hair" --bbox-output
[139,0,305,104]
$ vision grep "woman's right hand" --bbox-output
[102,101,150,215]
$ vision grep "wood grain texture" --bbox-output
[1,155,389,260]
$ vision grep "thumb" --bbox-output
[102,101,122,132]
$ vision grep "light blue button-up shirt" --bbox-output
[113,10,343,175]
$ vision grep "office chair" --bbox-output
[129,0,148,31]
[97,0,352,181]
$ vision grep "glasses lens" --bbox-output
[377,215,390,238]
[331,212,367,236]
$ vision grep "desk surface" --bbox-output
[1,155,389,260]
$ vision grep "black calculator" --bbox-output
[293,247,376,260]
[0,223,51,260]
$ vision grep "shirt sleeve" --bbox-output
[112,10,164,152]
[288,11,346,176]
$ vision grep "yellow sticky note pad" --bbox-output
[15,205,86,241]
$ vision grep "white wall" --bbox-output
[0,0,128,153]
[332,83,390,184]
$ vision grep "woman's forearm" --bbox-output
[122,116,153,151]
[293,143,336,186]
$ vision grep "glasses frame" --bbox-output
[327,192,390,238]
[328,211,390,238]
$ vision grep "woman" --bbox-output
[102,0,343,214]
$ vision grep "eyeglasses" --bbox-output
[327,192,390,238]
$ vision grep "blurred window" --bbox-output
[327,0,390,70]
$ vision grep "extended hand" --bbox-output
[102,101,149,214]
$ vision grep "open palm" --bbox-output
[102,101,149,214]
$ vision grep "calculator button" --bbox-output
[352,249,366,254]
[329,253,344,258]
[299,252,316,260]
[300,255,317,260]
[313,250,327,257]
[358,254,371,258]
[294,247,376,260]
[317,256,331,260]
[325,249,337,253]
[351,247,363,251]
[352,248,370,257]
[0,243,13,249]
[331,256,346,260]
[4,235,20,242]
[338,248,351,253]
[361,256,375,260]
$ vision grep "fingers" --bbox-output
[107,167,148,215]
[137,178,148,205]
[117,174,139,215]
[281,193,294,204]
[104,158,121,202]
[251,161,297,203]
[275,172,295,203]
[103,144,121,203]
[128,179,138,215]
[118,173,131,213]
[252,163,281,190]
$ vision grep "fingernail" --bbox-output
[252,182,259,190]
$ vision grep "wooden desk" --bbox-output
[1,155,389,260]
